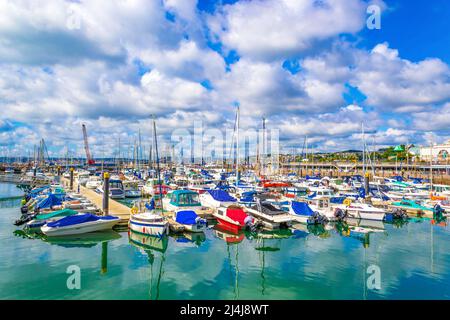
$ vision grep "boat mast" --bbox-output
[362,122,366,177]
[262,117,266,177]
[236,106,240,186]
[152,115,164,211]
[430,139,433,194]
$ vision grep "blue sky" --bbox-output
[1,0,450,158]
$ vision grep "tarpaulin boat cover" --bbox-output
[47,214,117,228]
[291,201,314,216]
[36,193,63,210]
[36,208,78,220]
[175,210,198,225]
[30,185,50,196]
[226,208,248,225]
[207,189,236,202]
[330,196,346,204]
[307,192,317,199]
[240,191,256,203]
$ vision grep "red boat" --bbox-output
[213,206,254,233]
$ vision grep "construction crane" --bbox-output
[82,124,95,165]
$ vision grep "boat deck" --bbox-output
[61,177,130,226]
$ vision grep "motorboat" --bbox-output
[123,180,142,198]
[85,176,102,189]
[77,172,90,186]
[245,199,293,230]
[129,212,169,237]
[335,201,386,221]
[214,205,257,232]
[25,208,79,230]
[97,179,125,199]
[163,189,203,212]
[289,201,328,225]
[389,199,434,216]
[199,189,237,208]
[41,214,120,236]
[173,210,207,233]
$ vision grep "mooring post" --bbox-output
[364,171,370,195]
[103,172,110,216]
[69,167,74,190]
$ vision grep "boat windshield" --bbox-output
[110,182,123,189]
[176,193,200,205]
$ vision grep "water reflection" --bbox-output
[128,231,168,300]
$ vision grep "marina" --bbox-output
[1,180,449,300]
[2,0,450,305]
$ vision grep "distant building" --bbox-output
[418,140,450,161]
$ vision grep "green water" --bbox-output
[1,183,450,300]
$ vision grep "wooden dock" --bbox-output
[61,178,131,226]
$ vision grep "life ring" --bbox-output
[343,198,352,206]
[131,207,138,214]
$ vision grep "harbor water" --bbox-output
[1,183,449,300]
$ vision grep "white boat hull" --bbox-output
[129,219,168,237]
[41,218,119,237]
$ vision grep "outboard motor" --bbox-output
[334,208,347,222]
[392,208,408,220]
[307,211,326,225]
[195,216,207,226]
[14,213,36,226]
[20,205,29,215]
[433,204,445,221]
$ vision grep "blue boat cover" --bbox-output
[175,210,198,225]
[145,198,156,211]
[307,192,317,199]
[207,189,236,202]
[330,196,346,204]
[46,214,117,228]
[30,185,50,196]
[291,201,314,216]
[241,191,256,203]
[358,187,366,199]
[36,193,62,210]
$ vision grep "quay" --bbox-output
[61,177,130,227]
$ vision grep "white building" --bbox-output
[418,140,450,161]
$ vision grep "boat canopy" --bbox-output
[175,210,199,225]
[207,189,236,202]
[291,201,314,216]
[36,208,78,220]
[47,214,117,228]
[170,190,201,207]
[36,193,63,210]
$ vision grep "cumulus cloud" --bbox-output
[208,0,367,61]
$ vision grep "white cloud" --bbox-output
[208,0,367,61]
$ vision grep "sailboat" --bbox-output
[129,116,169,237]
